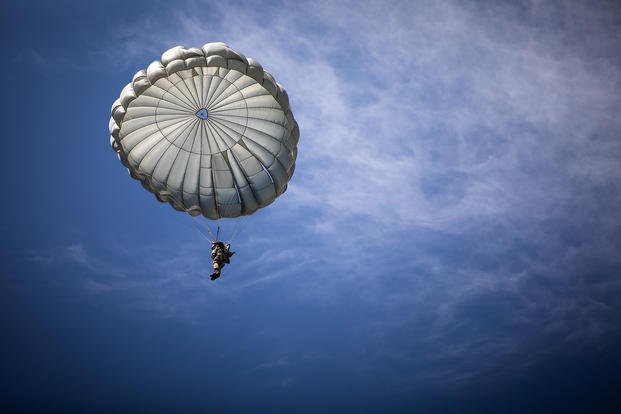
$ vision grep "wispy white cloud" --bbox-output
[10,48,49,68]
[29,243,126,278]
[248,357,288,373]
[77,0,621,389]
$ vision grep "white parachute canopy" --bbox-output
[109,42,299,219]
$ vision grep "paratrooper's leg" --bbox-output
[211,260,221,280]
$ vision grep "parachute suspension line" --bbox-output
[152,189,212,240]
[226,221,243,244]
[192,224,212,242]
[191,215,217,241]
[166,189,222,243]
[152,186,231,244]
[203,221,218,241]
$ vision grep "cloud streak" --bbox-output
[65,0,621,390]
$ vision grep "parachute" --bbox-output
[109,42,299,219]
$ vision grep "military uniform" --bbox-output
[210,241,234,280]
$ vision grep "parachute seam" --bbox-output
[201,72,215,108]
[208,82,268,111]
[209,107,284,118]
[127,116,189,151]
[207,70,245,109]
[207,122,237,154]
[235,137,278,204]
[177,76,201,109]
[210,154,220,219]
[204,120,226,154]
[187,70,204,110]
[155,80,196,111]
[179,120,201,208]
[196,118,204,216]
[200,120,214,154]
[143,115,195,185]
[208,85,257,112]
[169,74,202,109]
[126,131,166,166]
[208,124,239,216]
[227,148,257,215]
[205,70,225,108]
[206,68,237,109]
[160,119,200,207]
[241,135,289,194]
[196,70,205,111]
[209,122,252,213]
[207,77,235,111]
[147,83,195,111]
[210,114,282,146]
[153,101,196,151]
[221,151,244,214]
[208,117,247,151]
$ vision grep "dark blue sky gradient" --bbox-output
[2,1,621,413]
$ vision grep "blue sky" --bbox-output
[1,0,621,412]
